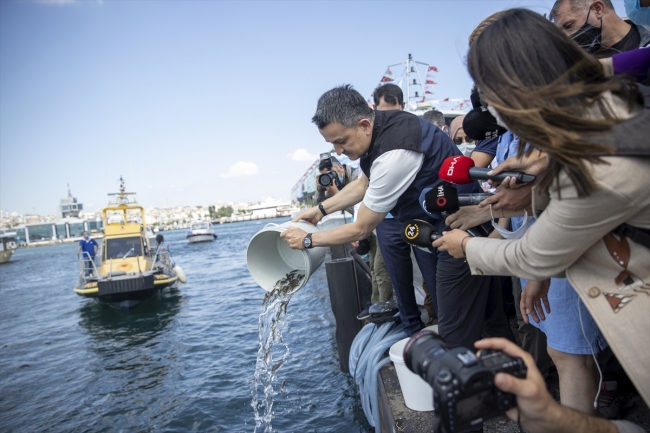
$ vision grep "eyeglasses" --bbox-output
[454,137,475,145]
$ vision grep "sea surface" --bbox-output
[0,218,366,432]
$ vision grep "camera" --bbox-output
[318,171,338,188]
[319,152,333,170]
[404,330,527,433]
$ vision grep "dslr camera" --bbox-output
[404,330,527,433]
[318,152,338,188]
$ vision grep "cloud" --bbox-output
[287,149,316,162]
[220,161,259,178]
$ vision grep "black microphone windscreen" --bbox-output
[470,86,481,109]
[463,107,508,141]
[424,183,460,214]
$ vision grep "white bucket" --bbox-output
[246,220,326,293]
[389,337,435,411]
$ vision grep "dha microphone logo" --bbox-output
[436,185,447,207]
[405,223,419,240]
[447,156,460,177]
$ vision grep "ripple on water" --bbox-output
[0,219,365,432]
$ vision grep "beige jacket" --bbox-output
[465,156,650,404]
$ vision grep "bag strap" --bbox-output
[613,223,650,250]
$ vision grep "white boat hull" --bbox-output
[187,234,216,243]
[0,249,13,264]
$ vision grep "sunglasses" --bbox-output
[454,137,475,145]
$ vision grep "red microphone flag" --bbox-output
[439,156,475,184]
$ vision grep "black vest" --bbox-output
[359,110,482,258]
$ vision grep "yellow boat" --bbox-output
[73,177,186,308]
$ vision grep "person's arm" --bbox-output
[471,151,495,168]
[77,245,82,256]
[281,203,386,248]
[291,175,369,226]
[434,158,650,280]
[474,338,625,433]
[284,149,423,249]
[445,205,528,230]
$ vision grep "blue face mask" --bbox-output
[338,175,344,184]
[625,0,650,26]
[84,234,89,239]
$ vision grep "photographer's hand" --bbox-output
[474,338,619,433]
[325,183,339,197]
[521,279,551,324]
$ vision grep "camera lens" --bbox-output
[319,173,333,187]
[403,330,448,384]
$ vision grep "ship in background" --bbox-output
[291,54,469,206]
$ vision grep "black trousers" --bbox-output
[436,257,515,348]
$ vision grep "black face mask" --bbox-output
[570,9,602,54]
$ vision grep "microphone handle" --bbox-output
[458,193,491,206]
[468,167,536,184]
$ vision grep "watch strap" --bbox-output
[318,202,328,216]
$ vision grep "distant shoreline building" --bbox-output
[59,184,83,218]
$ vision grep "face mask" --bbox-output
[338,175,344,184]
[84,234,89,239]
[570,9,602,54]
[487,106,508,129]
[490,205,533,240]
[457,142,476,157]
[625,0,650,26]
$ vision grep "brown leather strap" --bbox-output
[603,233,631,269]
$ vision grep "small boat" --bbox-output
[0,231,17,264]
[186,221,217,244]
[73,177,186,308]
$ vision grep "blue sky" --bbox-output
[0,0,628,214]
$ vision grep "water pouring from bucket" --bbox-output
[248,220,327,432]
[246,220,326,293]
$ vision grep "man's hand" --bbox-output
[479,182,533,212]
[291,206,324,225]
[431,229,470,259]
[445,205,491,230]
[521,279,551,324]
[280,227,307,250]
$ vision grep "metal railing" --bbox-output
[77,253,101,285]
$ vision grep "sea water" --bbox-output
[251,270,304,432]
[0,219,365,432]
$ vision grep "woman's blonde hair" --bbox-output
[467,9,638,197]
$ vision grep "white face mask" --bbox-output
[487,106,508,129]
[490,205,533,239]
[457,142,476,157]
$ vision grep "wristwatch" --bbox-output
[302,233,314,249]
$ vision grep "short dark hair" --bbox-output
[422,110,445,129]
[373,83,404,107]
[311,84,374,129]
[549,0,614,21]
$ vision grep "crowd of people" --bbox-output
[281,1,649,432]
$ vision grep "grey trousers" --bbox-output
[369,232,393,304]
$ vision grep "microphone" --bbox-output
[402,219,442,248]
[422,184,491,215]
[463,107,508,141]
[439,155,536,185]
[464,85,507,141]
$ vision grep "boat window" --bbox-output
[192,223,209,230]
[105,236,143,259]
